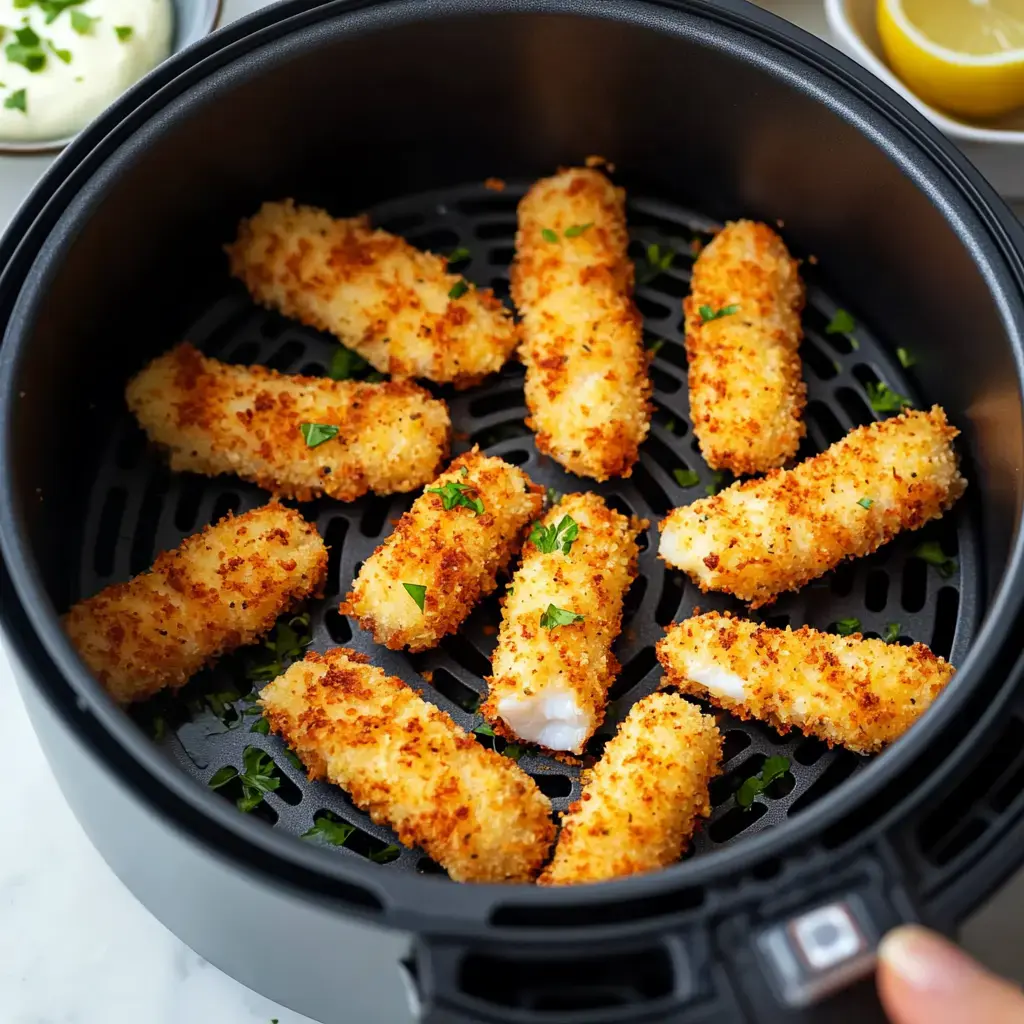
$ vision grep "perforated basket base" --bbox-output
[79,181,978,879]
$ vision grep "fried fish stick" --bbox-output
[227,200,517,387]
[684,220,806,475]
[539,694,721,885]
[63,503,327,704]
[126,343,450,502]
[482,493,643,753]
[660,407,966,607]
[511,168,652,480]
[341,449,541,651]
[260,648,555,883]
[658,612,955,754]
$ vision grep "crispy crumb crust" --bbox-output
[511,168,652,481]
[260,648,555,883]
[483,492,645,753]
[341,449,542,651]
[62,503,327,704]
[126,343,451,502]
[659,406,966,607]
[226,200,518,388]
[684,220,806,475]
[539,694,721,885]
[657,611,955,754]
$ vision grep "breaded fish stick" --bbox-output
[684,220,806,475]
[539,694,721,885]
[660,407,966,607]
[483,493,643,753]
[64,503,327,704]
[227,200,517,388]
[342,449,541,651]
[126,343,450,503]
[658,612,955,754]
[511,168,651,480]
[260,648,555,883]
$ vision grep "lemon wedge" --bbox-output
[877,0,1024,119]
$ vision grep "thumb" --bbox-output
[877,925,1024,1024]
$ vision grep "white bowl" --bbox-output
[825,0,1024,198]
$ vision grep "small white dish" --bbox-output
[825,0,1024,198]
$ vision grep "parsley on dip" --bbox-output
[0,0,172,143]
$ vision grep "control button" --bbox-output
[756,896,879,1008]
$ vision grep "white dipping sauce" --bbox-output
[0,0,172,143]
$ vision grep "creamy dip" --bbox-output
[0,0,172,143]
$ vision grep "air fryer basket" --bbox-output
[2,2,1024,1023]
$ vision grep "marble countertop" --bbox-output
[1,2,1021,1023]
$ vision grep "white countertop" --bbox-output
[1,3,1021,1023]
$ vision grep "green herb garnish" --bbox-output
[403,582,427,611]
[427,480,484,515]
[3,88,26,112]
[35,0,88,23]
[705,471,728,496]
[302,811,355,846]
[564,222,593,238]
[70,9,96,34]
[647,338,664,355]
[209,747,281,813]
[540,604,585,630]
[47,40,71,62]
[913,541,957,579]
[896,347,916,369]
[545,486,563,506]
[736,756,791,809]
[503,742,524,761]
[673,468,699,488]
[529,514,579,555]
[446,246,471,264]
[250,717,270,734]
[328,345,371,380]
[857,497,874,510]
[540,228,558,243]
[368,844,401,864]
[866,382,912,414]
[636,242,674,284]
[833,617,861,636]
[114,25,133,41]
[244,612,312,683]
[826,309,856,336]
[6,26,46,72]
[882,622,901,644]
[299,422,339,447]
[699,304,740,323]
[448,280,469,300]
[473,723,496,738]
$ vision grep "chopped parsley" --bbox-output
[427,480,484,514]
[473,722,496,738]
[403,582,427,611]
[826,309,856,336]
[913,541,957,579]
[636,242,674,284]
[299,422,339,447]
[896,347,916,369]
[114,25,133,42]
[647,338,664,356]
[866,381,912,414]
[26,0,88,23]
[474,722,524,761]
[857,497,874,510]
[540,604,585,630]
[448,280,469,300]
[503,742,525,761]
[540,227,558,243]
[736,756,790,809]
[70,9,96,33]
[673,468,699,488]
[208,747,281,813]
[6,26,47,72]
[833,617,861,636]
[244,612,312,683]
[446,246,471,264]
[328,345,371,380]
[302,811,355,846]
[699,304,740,323]
[4,88,26,113]
[705,470,728,496]
[564,222,593,238]
[529,514,579,554]
[250,717,270,734]
[545,486,564,506]
[47,40,71,63]
[882,622,901,644]
[368,844,401,864]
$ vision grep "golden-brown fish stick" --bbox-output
[660,407,966,607]
[483,493,643,754]
[539,694,721,885]
[658,612,955,754]
[63,503,327,704]
[260,648,555,883]
[341,449,541,651]
[511,168,651,480]
[227,200,518,388]
[684,220,806,475]
[126,344,450,503]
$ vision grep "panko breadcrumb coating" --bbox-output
[539,693,721,885]
[660,406,966,607]
[260,648,555,883]
[63,503,327,704]
[483,493,644,754]
[126,343,450,502]
[684,220,806,475]
[658,612,955,754]
[341,449,541,651]
[227,200,518,388]
[511,168,652,481]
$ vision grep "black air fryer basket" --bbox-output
[1,2,1024,1022]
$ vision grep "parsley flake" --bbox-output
[47,40,71,63]
[564,222,593,238]
[673,468,699,488]
[833,617,861,636]
[866,382,912,414]
[896,347,916,369]
[647,338,664,355]
[545,486,564,506]
[209,747,281,813]
[503,742,524,761]
[114,24,132,41]
[473,722,496,738]
[244,612,312,683]
[541,227,558,243]
[33,0,88,23]
[427,480,484,514]
[913,542,957,579]
[857,497,874,509]
[529,514,579,555]
[826,309,856,336]
[6,26,46,72]
[70,9,96,33]
[446,246,471,264]
[368,844,401,864]
[328,345,371,380]
[299,422,339,447]
[302,811,354,846]
[403,582,427,611]
[699,304,740,323]
[448,279,469,300]
[636,242,674,284]
[4,88,26,113]
[705,470,728,496]
[882,622,901,644]
[540,604,584,630]
[736,756,790,809]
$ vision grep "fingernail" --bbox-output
[879,926,977,992]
